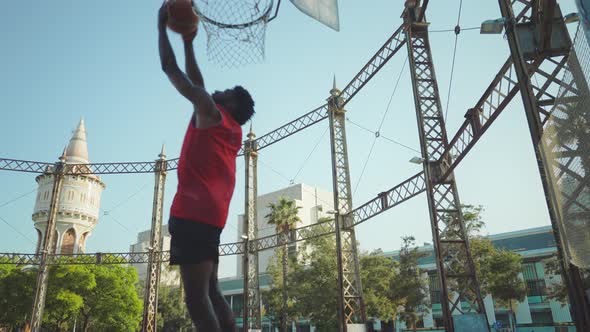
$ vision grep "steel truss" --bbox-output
[0,158,179,175]
[0,41,565,264]
[30,155,65,332]
[243,24,407,154]
[141,150,167,332]
[242,130,262,330]
[404,3,488,331]
[328,86,366,329]
[0,24,407,173]
[500,0,590,329]
[3,1,588,330]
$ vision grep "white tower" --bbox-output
[32,120,106,254]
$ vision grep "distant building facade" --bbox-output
[236,183,334,276]
[130,183,334,286]
[220,226,578,332]
[129,226,179,285]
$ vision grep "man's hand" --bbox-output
[158,1,169,31]
[182,29,197,43]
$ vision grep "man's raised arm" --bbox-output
[183,33,205,88]
[158,2,217,124]
[158,4,193,95]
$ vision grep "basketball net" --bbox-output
[194,0,273,68]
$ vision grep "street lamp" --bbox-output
[564,13,580,24]
[480,18,506,34]
[409,156,425,164]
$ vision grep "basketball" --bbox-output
[166,0,200,36]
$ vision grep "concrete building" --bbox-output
[129,183,334,285]
[219,225,579,332]
[381,226,576,332]
[236,183,334,276]
[129,226,179,285]
[32,120,105,254]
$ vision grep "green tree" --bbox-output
[360,249,400,325]
[264,229,339,331]
[263,221,399,332]
[265,197,301,332]
[291,231,338,331]
[0,262,35,330]
[157,285,192,331]
[44,265,95,331]
[77,263,142,332]
[263,247,301,330]
[390,236,429,332]
[463,205,526,331]
[0,258,142,332]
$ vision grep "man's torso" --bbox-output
[170,106,242,228]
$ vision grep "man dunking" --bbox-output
[158,3,255,331]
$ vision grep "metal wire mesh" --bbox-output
[194,0,272,68]
[542,25,590,269]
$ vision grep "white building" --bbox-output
[129,226,179,285]
[128,183,334,285]
[32,120,105,254]
[236,183,334,276]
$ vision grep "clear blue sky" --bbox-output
[0,0,579,278]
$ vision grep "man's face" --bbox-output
[212,89,233,104]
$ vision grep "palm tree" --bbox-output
[266,197,301,332]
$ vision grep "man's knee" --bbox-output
[181,263,213,291]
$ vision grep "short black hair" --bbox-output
[230,86,255,125]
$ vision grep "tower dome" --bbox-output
[65,119,89,164]
[32,120,106,254]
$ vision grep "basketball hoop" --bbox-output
[193,0,276,68]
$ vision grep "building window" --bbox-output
[231,294,244,317]
[434,317,444,328]
[61,228,76,255]
[522,263,547,298]
[531,309,554,325]
[428,272,442,304]
[416,319,424,328]
[494,313,510,329]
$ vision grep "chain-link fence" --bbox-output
[542,24,590,269]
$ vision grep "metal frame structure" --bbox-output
[403,2,488,331]
[328,83,366,330]
[30,153,66,332]
[243,128,262,330]
[141,147,168,332]
[2,1,589,330]
[499,0,590,329]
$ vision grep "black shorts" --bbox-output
[168,216,222,265]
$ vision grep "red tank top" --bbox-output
[170,106,242,228]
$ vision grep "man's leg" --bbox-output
[180,262,222,332]
[209,264,237,332]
